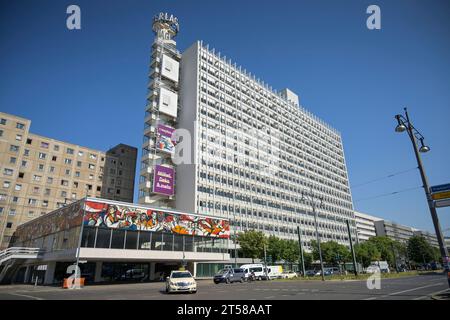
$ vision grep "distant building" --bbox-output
[445,237,450,251]
[354,211,381,242]
[374,220,414,244]
[0,112,137,249]
[413,229,439,248]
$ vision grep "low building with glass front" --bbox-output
[2,198,229,285]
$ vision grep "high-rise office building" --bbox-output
[139,13,357,250]
[0,112,137,249]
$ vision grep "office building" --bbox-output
[354,211,380,242]
[139,13,357,253]
[374,219,415,244]
[0,112,137,249]
[412,229,439,248]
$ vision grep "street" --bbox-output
[0,274,447,300]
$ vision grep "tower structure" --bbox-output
[139,13,181,207]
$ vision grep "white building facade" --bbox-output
[354,211,380,242]
[139,14,357,252]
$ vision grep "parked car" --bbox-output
[305,270,316,277]
[281,271,298,279]
[213,268,246,284]
[366,265,381,274]
[165,270,197,294]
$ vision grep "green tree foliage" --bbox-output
[267,235,286,263]
[282,239,300,267]
[407,235,438,264]
[236,230,267,263]
[365,236,397,266]
[354,241,381,267]
[310,240,351,265]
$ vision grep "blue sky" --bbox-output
[1,0,449,234]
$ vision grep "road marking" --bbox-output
[363,282,445,300]
[413,288,450,300]
[264,296,275,299]
[9,293,44,300]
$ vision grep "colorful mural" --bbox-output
[13,201,83,244]
[83,201,230,239]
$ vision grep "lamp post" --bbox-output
[301,187,325,281]
[394,108,449,284]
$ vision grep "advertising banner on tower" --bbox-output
[156,124,176,154]
[161,54,179,83]
[158,87,178,118]
[153,165,174,196]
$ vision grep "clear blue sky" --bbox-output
[1,0,449,234]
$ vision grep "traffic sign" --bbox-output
[431,191,450,201]
[435,199,450,208]
[430,183,450,194]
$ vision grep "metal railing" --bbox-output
[0,247,42,265]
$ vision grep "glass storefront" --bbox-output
[80,226,228,253]
[101,262,150,282]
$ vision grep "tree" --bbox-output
[354,241,381,267]
[366,236,396,266]
[267,235,285,263]
[282,239,300,269]
[407,235,436,264]
[310,240,351,265]
[236,230,267,263]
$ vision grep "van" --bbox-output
[213,268,246,284]
[240,264,266,281]
[265,265,283,279]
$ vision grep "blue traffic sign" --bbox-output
[430,183,450,194]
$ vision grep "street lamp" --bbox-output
[301,187,325,281]
[394,108,449,283]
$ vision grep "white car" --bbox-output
[365,265,381,274]
[165,270,197,294]
[281,271,297,279]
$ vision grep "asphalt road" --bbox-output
[0,274,448,300]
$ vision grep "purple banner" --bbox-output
[156,124,176,154]
[153,165,174,196]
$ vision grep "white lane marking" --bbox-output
[363,282,445,300]
[388,283,444,296]
[264,296,275,299]
[413,288,450,300]
[9,293,44,300]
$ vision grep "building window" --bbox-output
[45,189,51,196]
[40,142,49,149]
[49,166,55,173]
[14,184,22,191]
[3,168,13,176]
[47,177,53,184]
[73,181,79,188]
[38,164,44,171]
[24,149,30,156]
[96,186,101,192]
[75,171,80,177]
[28,211,34,217]
[89,153,97,160]
[42,200,48,207]
[9,209,16,216]
[64,158,72,164]
[78,151,84,157]
[0,129,3,136]
[0,194,7,201]
[26,138,32,144]
[28,198,37,205]
[16,122,25,130]
[61,180,69,186]
[33,175,41,181]
[61,191,67,198]
[52,156,57,161]
[10,145,19,152]
[54,145,60,151]
[38,152,46,159]
[0,118,6,125]
[15,134,22,141]
[18,172,24,178]
[21,160,27,167]
[65,169,71,175]
[89,174,94,180]
[12,196,18,203]
[3,181,10,188]
[6,222,12,228]
[88,164,95,170]
[77,161,82,167]
[66,148,74,155]
[9,157,16,164]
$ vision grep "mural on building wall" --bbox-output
[83,201,230,238]
[13,201,83,244]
